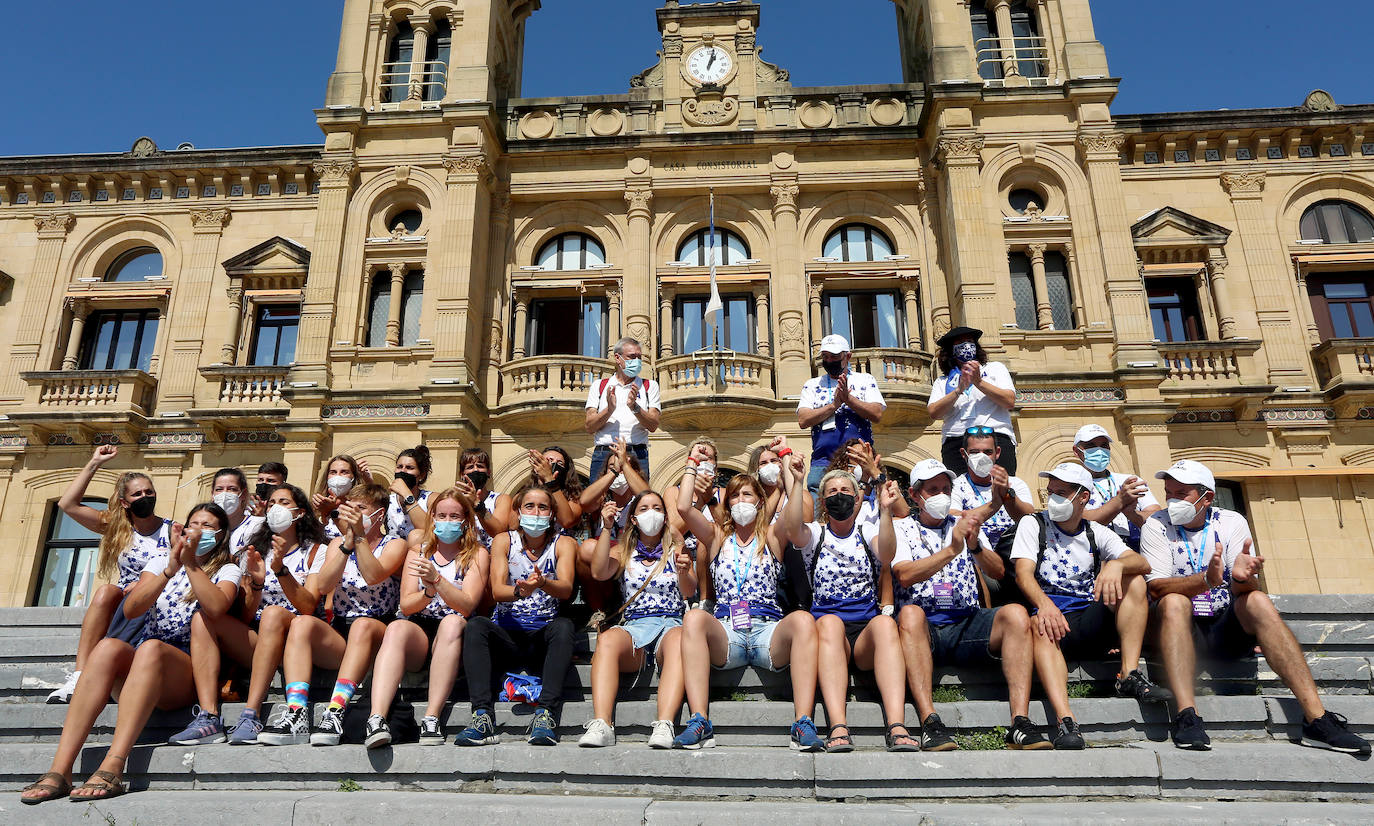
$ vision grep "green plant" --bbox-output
[338,778,362,793]
[1066,681,1093,699]
[953,726,1006,751]
[931,685,966,703]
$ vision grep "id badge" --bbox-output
[933,582,956,611]
[1191,593,1216,618]
[729,600,751,631]
[820,416,837,431]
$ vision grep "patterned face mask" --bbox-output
[953,341,978,363]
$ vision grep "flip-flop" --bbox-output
[825,724,854,753]
[885,722,920,752]
[70,770,125,802]
[21,772,71,805]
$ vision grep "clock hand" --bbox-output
[706,49,716,70]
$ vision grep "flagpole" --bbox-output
[707,189,724,392]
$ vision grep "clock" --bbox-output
[685,44,733,86]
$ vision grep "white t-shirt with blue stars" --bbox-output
[1084,472,1160,546]
[890,515,992,624]
[492,531,562,631]
[710,534,782,621]
[1139,507,1253,616]
[332,537,402,619]
[620,545,685,621]
[386,489,431,539]
[413,553,472,619]
[951,473,1032,548]
[116,520,174,590]
[138,556,243,647]
[1010,514,1129,612]
[474,490,502,549]
[255,541,325,620]
[801,521,879,622]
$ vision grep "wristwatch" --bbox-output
[474,500,487,517]
[403,494,416,508]
[880,604,895,617]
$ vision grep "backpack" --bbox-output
[778,524,880,613]
[1034,512,1101,584]
[596,376,643,404]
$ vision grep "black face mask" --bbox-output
[255,482,274,500]
[128,495,158,519]
[823,492,856,521]
[823,359,844,378]
[466,471,490,491]
[395,471,418,489]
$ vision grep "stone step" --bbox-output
[2,741,1372,803]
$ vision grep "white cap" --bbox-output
[819,334,850,355]
[909,458,956,488]
[1155,459,1215,491]
[1038,462,1093,490]
[1073,424,1112,446]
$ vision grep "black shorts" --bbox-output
[330,614,391,638]
[1057,601,1118,660]
[105,593,148,645]
[1191,604,1257,659]
[406,614,446,645]
[929,608,1000,666]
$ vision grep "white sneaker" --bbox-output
[648,719,675,749]
[46,670,80,704]
[577,718,615,748]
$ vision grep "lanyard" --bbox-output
[1092,475,1118,504]
[732,534,758,598]
[962,474,990,508]
[913,518,950,556]
[1173,510,1214,574]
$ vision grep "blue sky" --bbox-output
[0,0,1368,156]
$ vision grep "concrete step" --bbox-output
[2,741,1373,802]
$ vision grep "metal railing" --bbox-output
[378,60,447,106]
[975,36,1049,84]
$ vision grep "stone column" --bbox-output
[657,291,672,359]
[1027,242,1054,329]
[163,207,230,407]
[754,290,771,356]
[623,187,654,351]
[935,135,1002,344]
[807,282,824,349]
[61,299,91,370]
[1206,253,1238,340]
[769,177,810,391]
[361,13,386,109]
[1064,242,1085,326]
[991,0,1021,80]
[901,282,921,349]
[221,280,244,363]
[482,188,511,400]
[1028,0,1058,79]
[385,262,407,346]
[7,213,74,400]
[1221,171,1307,382]
[916,173,951,345]
[404,16,434,105]
[606,286,623,347]
[294,159,356,388]
[433,152,493,384]
[442,11,464,101]
[511,293,529,359]
[1293,260,1321,347]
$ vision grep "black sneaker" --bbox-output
[920,713,957,752]
[1052,717,1086,750]
[258,704,309,746]
[311,706,345,747]
[418,715,444,746]
[1116,669,1173,704]
[364,714,391,749]
[1171,706,1211,751]
[1004,715,1051,750]
[1301,711,1371,756]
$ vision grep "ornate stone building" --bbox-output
[2,0,1373,606]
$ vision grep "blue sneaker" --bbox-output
[672,713,716,750]
[227,709,263,745]
[168,705,227,745]
[790,715,825,753]
[528,708,559,746]
[454,709,500,746]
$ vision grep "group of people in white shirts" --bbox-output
[18,328,1369,806]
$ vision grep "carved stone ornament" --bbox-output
[683,95,739,127]
[312,160,356,185]
[770,182,799,210]
[663,33,683,58]
[190,207,231,230]
[444,154,492,181]
[624,188,654,215]
[755,49,789,84]
[33,213,75,234]
[130,137,158,157]
[778,316,805,351]
[1301,89,1339,112]
[631,54,666,88]
[627,319,651,345]
[1077,132,1126,156]
[488,320,503,361]
[936,135,986,163]
[1220,171,1266,195]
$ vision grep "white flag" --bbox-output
[704,189,723,329]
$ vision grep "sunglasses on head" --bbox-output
[965,426,995,436]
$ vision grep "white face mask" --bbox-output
[265,503,298,533]
[635,509,666,536]
[696,461,716,479]
[730,501,759,526]
[212,491,241,514]
[360,507,384,534]
[966,452,995,478]
[1167,497,1200,525]
[1046,493,1077,522]
[327,475,353,497]
[849,464,864,480]
[921,493,952,521]
[609,473,629,495]
[758,463,781,486]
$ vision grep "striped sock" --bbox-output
[285,682,309,712]
[328,678,358,713]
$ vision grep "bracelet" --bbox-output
[684,457,700,466]
[250,581,266,591]
[474,501,487,517]
[776,448,793,457]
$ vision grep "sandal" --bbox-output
[21,772,71,805]
[70,770,126,802]
[885,722,920,753]
[825,724,854,753]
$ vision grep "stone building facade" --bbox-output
[2,0,1373,606]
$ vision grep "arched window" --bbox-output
[677,228,749,266]
[536,233,606,270]
[381,21,415,104]
[365,268,424,347]
[105,247,162,282]
[1300,200,1374,244]
[389,209,424,234]
[822,224,895,262]
[1008,188,1043,214]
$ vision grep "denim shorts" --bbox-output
[717,616,781,671]
[617,615,681,656]
[928,608,1000,666]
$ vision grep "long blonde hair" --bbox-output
[614,491,679,580]
[419,487,482,573]
[97,471,154,580]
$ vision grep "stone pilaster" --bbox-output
[623,187,655,349]
[431,152,493,384]
[162,207,230,408]
[769,174,810,391]
[293,158,356,388]
[7,213,74,399]
[935,135,1002,346]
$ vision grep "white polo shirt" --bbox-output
[932,360,1016,441]
[586,375,661,446]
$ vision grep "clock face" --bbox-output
[686,45,733,85]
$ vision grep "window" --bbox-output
[80,309,159,371]
[1008,188,1043,214]
[1008,253,1037,330]
[365,269,425,347]
[390,209,423,234]
[822,224,895,263]
[1044,252,1075,330]
[424,19,452,102]
[536,233,606,271]
[1147,278,1205,342]
[1308,274,1374,340]
[105,248,162,282]
[366,273,391,348]
[1008,251,1075,330]
[823,290,904,349]
[1213,480,1248,518]
[381,21,415,104]
[970,1,1043,80]
[1300,200,1374,244]
[677,228,749,266]
[527,298,607,358]
[32,500,104,607]
[249,304,299,366]
[970,1,1000,81]
[675,295,755,353]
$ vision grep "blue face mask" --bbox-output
[433,520,465,544]
[1082,447,1111,473]
[953,341,978,364]
[195,530,219,557]
[519,514,552,538]
[623,358,642,379]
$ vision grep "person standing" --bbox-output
[586,337,661,483]
[796,334,886,495]
[926,327,1017,475]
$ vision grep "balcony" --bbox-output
[1155,340,1272,413]
[496,355,609,433]
[975,36,1052,87]
[816,348,936,426]
[13,370,158,441]
[658,351,776,430]
[194,365,290,425]
[1312,339,1374,407]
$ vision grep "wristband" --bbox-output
[474,501,487,517]
[250,582,266,591]
[684,456,700,466]
[879,604,895,617]
[776,448,793,457]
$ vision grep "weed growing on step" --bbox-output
[338,778,362,792]
[953,726,1006,750]
[931,685,966,703]
[1066,682,1092,699]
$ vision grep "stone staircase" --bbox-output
[3,596,1374,821]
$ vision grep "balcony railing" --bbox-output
[1312,338,1374,390]
[848,348,936,397]
[657,351,774,400]
[200,365,290,408]
[499,355,608,407]
[20,370,157,415]
[1156,340,1263,386]
[975,36,1050,86]
[377,60,447,108]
